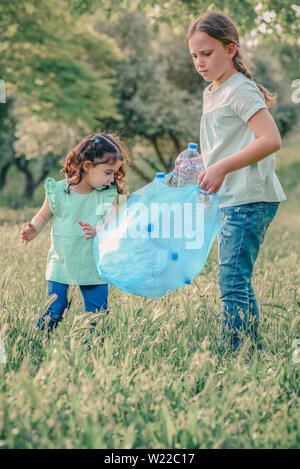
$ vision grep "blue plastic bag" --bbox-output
[94,172,223,299]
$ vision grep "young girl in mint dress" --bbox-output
[186,12,286,351]
[20,133,128,332]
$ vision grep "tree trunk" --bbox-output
[11,155,33,207]
[11,152,62,207]
[0,135,17,189]
[128,159,152,183]
[148,136,168,171]
[0,160,13,189]
[168,131,182,155]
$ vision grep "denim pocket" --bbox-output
[257,202,279,243]
[220,204,256,237]
[218,204,254,264]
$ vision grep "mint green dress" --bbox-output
[45,177,117,285]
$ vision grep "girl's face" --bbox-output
[83,157,122,191]
[188,31,237,86]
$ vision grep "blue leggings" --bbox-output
[37,281,109,331]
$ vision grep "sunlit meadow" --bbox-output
[0,137,299,449]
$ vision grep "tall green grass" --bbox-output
[0,137,299,448]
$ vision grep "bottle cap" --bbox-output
[188,142,198,150]
[155,172,165,178]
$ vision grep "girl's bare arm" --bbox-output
[20,197,53,245]
[220,108,281,174]
[31,196,53,233]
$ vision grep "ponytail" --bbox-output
[233,50,277,107]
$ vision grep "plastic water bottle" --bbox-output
[0,337,7,364]
[175,143,205,187]
[175,142,201,167]
[170,143,199,186]
[170,142,204,186]
[156,172,173,186]
[177,159,205,187]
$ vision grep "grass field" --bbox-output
[0,137,299,449]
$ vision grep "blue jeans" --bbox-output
[218,202,279,351]
[37,281,109,332]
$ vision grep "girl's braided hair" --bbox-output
[186,11,277,107]
[61,132,128,193]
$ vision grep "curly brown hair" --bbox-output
[61,132,129,193]
[186,11,277,108]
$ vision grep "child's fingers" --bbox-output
[79,222,95,239]
[198,171,205,185]
[20,223,36,244]
[20,232,28,245]
[78,221,90,228]
[84,230,93,239]
[80,223,92,230]
[199,174,210,192]
[81,226,93,238]
[78,221,91,229]
[200,181,209,192]
[20,230,28,240]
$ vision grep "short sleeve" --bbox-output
[44,177,61,217]
[230,81,267,123]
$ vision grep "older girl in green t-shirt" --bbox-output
[187,12,286,351]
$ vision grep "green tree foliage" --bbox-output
[99,8,299,181]
[75,0,300,43]
[0,1,299,201]
[1,0,121,128]
[98,11,205,180]
[0,0,122,203]
[249,39,300,138]
[139,0,300,45]
[0,99,16,190]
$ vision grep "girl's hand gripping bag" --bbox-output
[94,172,223,299]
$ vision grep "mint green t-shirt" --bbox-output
[45,177,117,285]
[200,72,286,208]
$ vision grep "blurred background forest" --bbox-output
[1,0,300,207]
